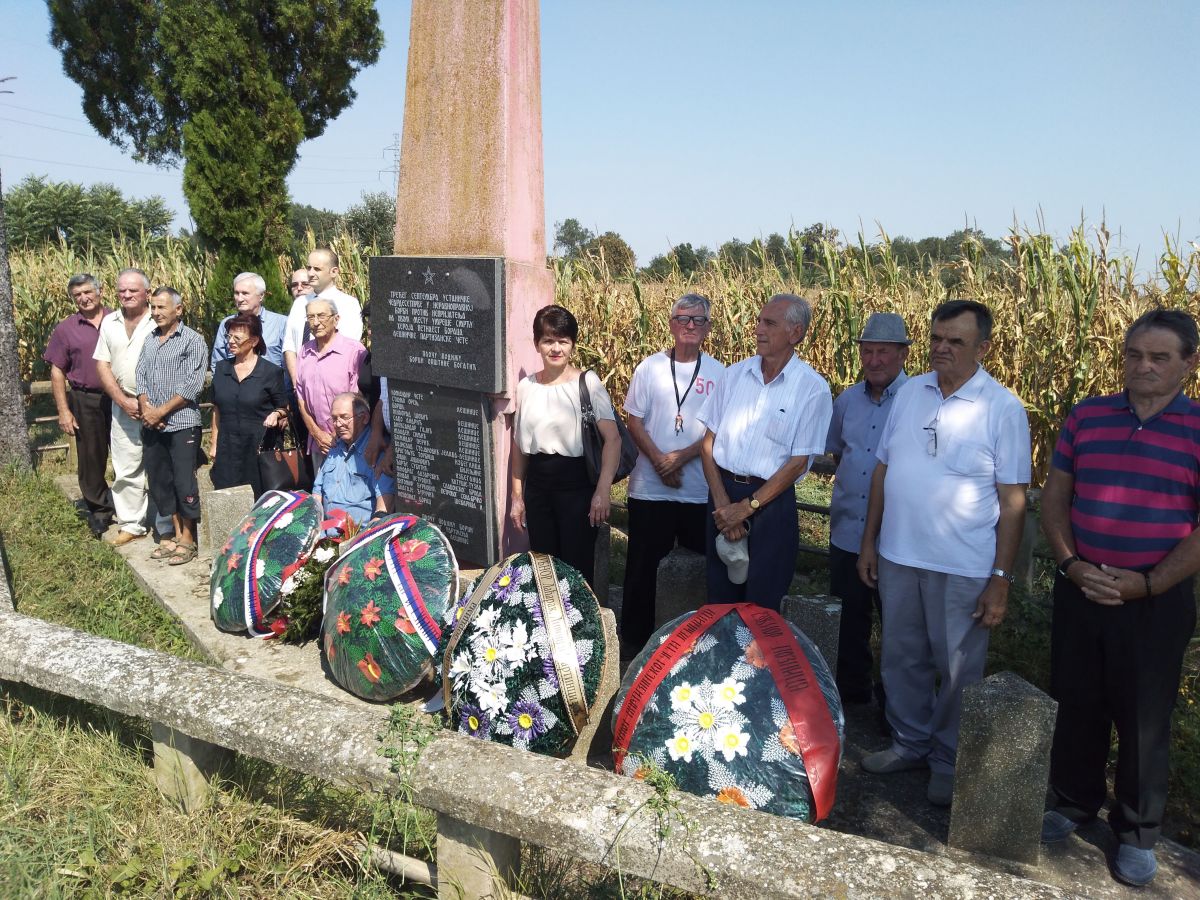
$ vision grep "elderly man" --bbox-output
[826,313,911,706]
[283,248,363,384]
[288,268,310,299]
[210,272,288,370]
[93,269,157,545]
[135,287,207,566]
[1039,309,1200,887]
[295,297,367,471]
[44,274,115,537]
[698,294,832,610]
[313,392,395,529]
[620,293,725,656]
[857,300,1030,807]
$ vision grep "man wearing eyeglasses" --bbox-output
[698,293,832,611]
[620,294,726,658]
[288,269,311,299]
[282,248,363,386]
[294,298,368,470]
[856,299,1030,808]
[210,272,289,371]
[313,392,394,532]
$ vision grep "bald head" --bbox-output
[307,248,339,294]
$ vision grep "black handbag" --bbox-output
[578,371,638,484]
[257,419,314,493]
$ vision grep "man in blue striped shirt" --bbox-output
[135,287,208,566]
[210,272,288,371]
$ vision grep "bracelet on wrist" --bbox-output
[1057,555,1081,578]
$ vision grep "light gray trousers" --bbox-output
[878,556,991,775]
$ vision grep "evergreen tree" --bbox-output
[47,0,383,311]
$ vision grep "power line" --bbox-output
[0,101,89,123]
[0,151,177,177]
[0,115,97,139]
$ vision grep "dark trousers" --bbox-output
[69,388,113,521]
[829,543,883,703]
[141,426,202,522]
[621,498,707,652]
[1048,572,1196,849]
[705,472,797,611]
[525,453,598,588]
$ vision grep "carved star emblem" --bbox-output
[422,267,435,285]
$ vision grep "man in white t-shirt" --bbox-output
[698,294,832,612]
[857,300,1031,808]
[282,248,363,384]
[621,294,725,657]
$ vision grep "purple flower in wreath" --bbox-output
[460,704,491,739]
[541,655,559,690]
[508,699,548,742]
[492,565,520,602]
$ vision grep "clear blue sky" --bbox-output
[2,0,1197,269]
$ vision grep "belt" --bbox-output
[70,385,104,394]
[718,466,766,487]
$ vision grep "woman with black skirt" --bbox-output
[509,305,621,588]
[209,313,288,498]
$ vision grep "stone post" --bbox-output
[394,0,550,561]
[780,594,841,678]
[948,671,1058,865]
[151,722,229,812]
[652,547,707,630]
[197,484,255,556]
[435,812,521,899]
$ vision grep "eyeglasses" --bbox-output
[289,282,308,290]
[306,312,336,323]
[226,333,249,344]
[671,315,710,327]
[330,413,360,424]
[924,415,939,456]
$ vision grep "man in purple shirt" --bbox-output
[43,274,114,536]
[295,297,367,471]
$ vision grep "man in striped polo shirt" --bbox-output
[1040,308,1200,887]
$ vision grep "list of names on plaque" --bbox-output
[388,381,497,564]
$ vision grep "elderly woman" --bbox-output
[294,297,367,471]
[510,304,621,588]
[209,313,288,497]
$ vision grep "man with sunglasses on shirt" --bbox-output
[619,294,725,659]
[856,299,1030,808]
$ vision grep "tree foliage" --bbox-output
[0,171,34,470]
[4,176,172,250]
[342,191,396,250]
[47,0,383,309]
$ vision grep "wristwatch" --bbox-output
[990,567,1015,585]
[1057,555,1081,578]
[747,495,761,512]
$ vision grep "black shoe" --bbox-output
[86,513,110,538]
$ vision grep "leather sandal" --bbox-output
[167,542,197,566]
[150,539,179,560]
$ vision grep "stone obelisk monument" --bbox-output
[376,0,550,564]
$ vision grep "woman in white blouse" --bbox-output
[510,305,621,588]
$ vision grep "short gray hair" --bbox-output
[234,272,266,295]
[67,273,100,294]
[671,293,711,318]
[769,293,812,334]
[306,298,336,317]
[117,267,150,291]
[333,391,371,420]
[152,286,183,307]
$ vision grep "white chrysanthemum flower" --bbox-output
[712,678,747,709]
[473,604,501,635]
[263,496,280,508]
[470,630,516,683]
[280,576,297,595]
[665,731,695,763]
[255,558,266,579]
[314,545,336,563]
[275,512,293,529]
[448,652,473,688]
[714,725,751,762]
[670,682,696,711]
[211,587,222,611]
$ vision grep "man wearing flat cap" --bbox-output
[825,312,910,708]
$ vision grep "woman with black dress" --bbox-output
[209,313,288,497]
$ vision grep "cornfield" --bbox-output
[11,224,1200,482]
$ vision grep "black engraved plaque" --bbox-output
[370,256,504,393]
[388,380,498,565]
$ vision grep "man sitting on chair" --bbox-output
[313,392,395,529]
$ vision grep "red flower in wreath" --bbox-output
[394,610,417,635]
[716,787,750,807]
[239,519,256,535]
[336,611,352,634]
[363,557,385,581]
[267,617,288,637]
[221,537,234,554]
[337,565,352,586]
[360,600,382,627]
[358,652,382,683]
[396,539,429,563]
[226,551,243,573]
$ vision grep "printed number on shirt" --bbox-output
[693,376,717,397]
